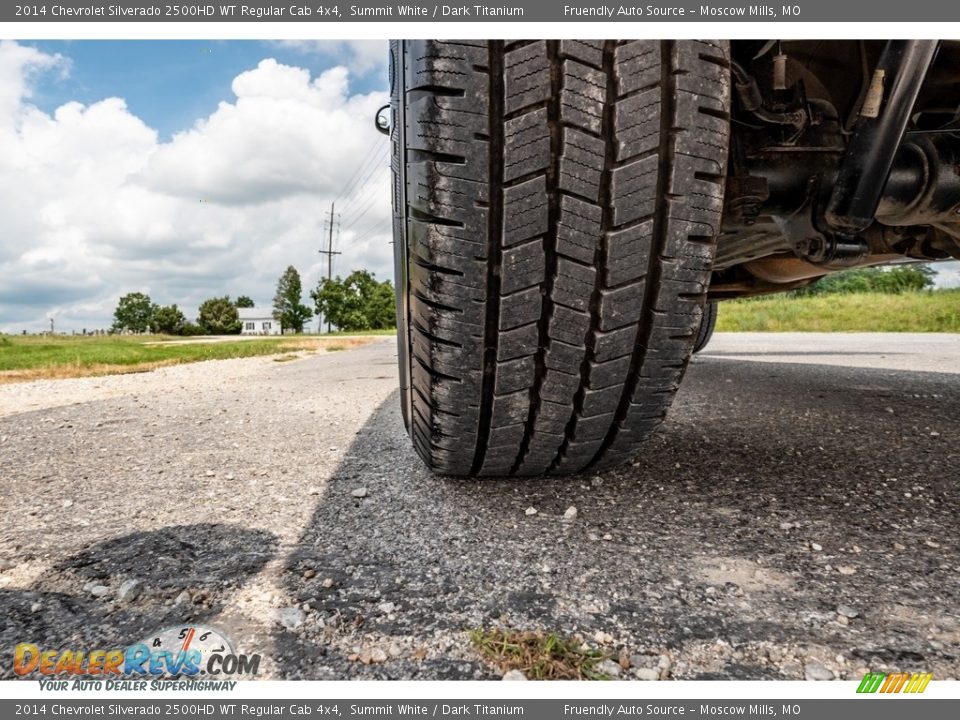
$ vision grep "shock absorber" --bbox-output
[824,40,940,234]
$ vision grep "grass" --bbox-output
[469,628,611,680]
[0,334,375,383]
[320,329,396,337]
[716,289,960,333]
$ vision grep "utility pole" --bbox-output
[318,201,342,333]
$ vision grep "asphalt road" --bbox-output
[1,334,957,681]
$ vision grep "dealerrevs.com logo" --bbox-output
[857,671,933,694]
[14,625,260,689]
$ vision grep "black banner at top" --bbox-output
[5,0,960,23]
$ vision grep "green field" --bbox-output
[716,289,960,332]
[322,328,396,337]
[0,334,374,382]
[4,290,955,382]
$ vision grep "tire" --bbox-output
[390,40,730,476]
[693,302,718,354]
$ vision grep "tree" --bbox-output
[367,277,396,329]
[794,264,937,296]
[235,295,255,308]
[272,266,313,333]
[311,270,397,332]
[149,304,187,335]
[198,296,241,335]
[112,292,156,333]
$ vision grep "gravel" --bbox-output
[804,660,835,681]
[836,605,860,619]
[118,579,143,603]
[358,648,388,665]
[0,352,322,419]
[597,659,623,678]
[275,607,306,631]
[1,334,958,680]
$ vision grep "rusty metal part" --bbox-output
[725,176,770,225]
[737,132,960,226]
[876,133,960,225]
[799,234,870,266]
[708,274,816,299]
[731,60,809,128]
[743,255,830,284]
[743,252,906,284]
[927,224,960,259]
[773,53,788,91]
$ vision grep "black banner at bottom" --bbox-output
[2,699,958,720]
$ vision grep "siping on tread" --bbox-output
[394,40,731,477]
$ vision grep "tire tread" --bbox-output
[396,40,730,476]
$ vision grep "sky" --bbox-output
[0,40,392,333]
[0,40,957,333]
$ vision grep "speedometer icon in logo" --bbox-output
[137,625,234,675]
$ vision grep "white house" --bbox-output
[238,308,280,335]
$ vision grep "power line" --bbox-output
[354,214,392,240]
[340,191,388,236]
[339,167,390,230]
[337,150,390,219]
[337,175,389,229]
[334,137,387,205]
[336,145,390,215]
[353,218,393,246]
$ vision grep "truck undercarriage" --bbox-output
[714,40,960,298]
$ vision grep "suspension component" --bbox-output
[825,40,940,234]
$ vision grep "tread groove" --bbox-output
[510,40,563,475]
[470,41,505,477]
[588,41,676,469]
[548,40,617,473]
[408,148,467,165]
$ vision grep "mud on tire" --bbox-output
[390,40,731,476]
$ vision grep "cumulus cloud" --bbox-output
[270,40,388,76]
[0,42,392,333]
[145,61,383,206]
[0,40,66,124]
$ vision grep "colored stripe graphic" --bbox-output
[881,672,907,693]
[857,672,886,693]
[904,673,933,693]
[857,671,932,694]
